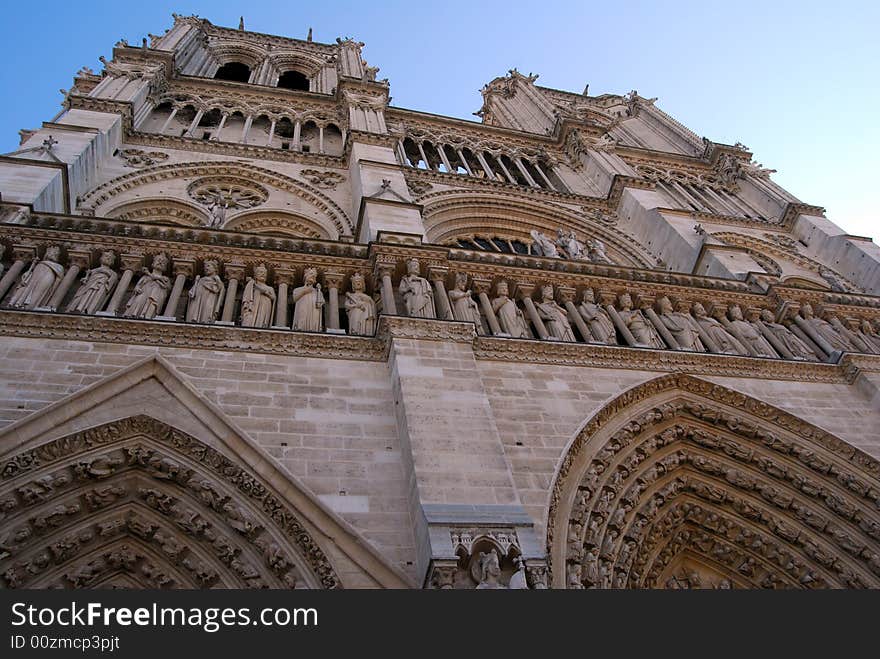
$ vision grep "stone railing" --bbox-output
[2,213,880,371]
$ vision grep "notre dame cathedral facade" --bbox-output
[0,14,878,590]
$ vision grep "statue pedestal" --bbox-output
[327,328,346,335]
[154,315,177,322]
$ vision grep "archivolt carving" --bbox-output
[548,374,880,588]
[222,210,332,239]
[0,416,341,589]
[77,161,352,237]
[104,197,208,227]
[420,189,656,268]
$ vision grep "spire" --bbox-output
[238,16,244,30]
[307,27,313,42]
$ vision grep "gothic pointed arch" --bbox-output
[104,197,209,227]
[76,161,353,237]
[0,355,412,590]
[547,374,880,589]
[223,209,334,238]
[419,188,656,268]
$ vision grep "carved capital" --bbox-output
[471,278,493,295]
[374,262,396,279]
[321,270,345,289]
[170,256,195,278]
[556,286,576,304]
[516,281,536,299]
[11,242,37,262]
[223,261,246,281]
[66,248,92,269]
[427,265,449,283]
[273,266,295,286]
[120,252,146,272]
[428,561,457,589]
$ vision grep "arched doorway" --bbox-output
[547,375,880,588]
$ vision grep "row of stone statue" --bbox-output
[0,248,378,335]
[396,256,880,361]
[529,228,614,263]
[2,246,879,360]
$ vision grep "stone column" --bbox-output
[472,278,502,336]
[376,263,398,315]
[272,266,294,329]
[558,286,592,343]
[46,248,91,311]
[323,271,345,334]
[219,261,244,325]
[428,266,453,321]
[212,113,228,140]
[515,158,539,187]
[602,292,639,347]
[159,106,180,134]
[266,119,276,147]
[0,244,37,303]
[185,109,204,137]
[456,149,474,176]
[517,282,549,340]
[101,252,145,316]
[240,115,253,143]
[641,296,678,350]
[157,256,195,321]
[792,314,838,360]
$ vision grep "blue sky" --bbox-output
[1,1,877,238]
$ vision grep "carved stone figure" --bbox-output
[292,267,324,332]
[587,238,613,264]
[399,258,435,318]
[759,309,816,360]
[7,245,65,309]
[186,259,225,323]
[536,284,575,341]
[344,272,376,336]
[691,302,747,355]
[556,228,586,260]
[577,288,616,344]
[475,549,503,589]
[491,280,530,338]
[66,250,118,314]
[208,192,227,228]
[529,229,559,258]
[727,305,777,357]
[617,293,664,348]
[448,272,483,333]
[799,303,853,351]
[656,296,704,351]
[240,264,276,328]
[122,253,170,319]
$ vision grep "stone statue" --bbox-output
[448,272,483,333]
[240,263,276,328]
[475,549,503,589]
[186,259,225,323]
[656,296,704,351]
[587,238,613,264]
[577,288,616,344]
[799,303,853,351]
[858,319,880,353]
[208,192,227,229]
[818,266,850,293]
[399,258,435,318]
[556,228,586,260]
[508,556,528,589]
[582,547,599,586]
[536,284,576,341]
[727,304,777,357]
[617,293,664,348]
[7,245,65,310]
[292,267,324,331]
[491,280,530,338]
[66,251,118,314]
[691,302,746,355]
[529,229,559,258]
[759,309,816,360]
[123,253,170,319]
[344,272,376,336]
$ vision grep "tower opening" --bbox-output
[214,62,251,83]
[278,70,309,91]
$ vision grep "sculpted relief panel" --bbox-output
[0,416,340,589]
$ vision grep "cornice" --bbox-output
[0,310,385,361]
[378,315,477,343]
[472,336,847,383]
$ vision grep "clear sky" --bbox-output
[1,1,877,238]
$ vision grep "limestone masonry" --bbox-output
[0,15,879,589]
